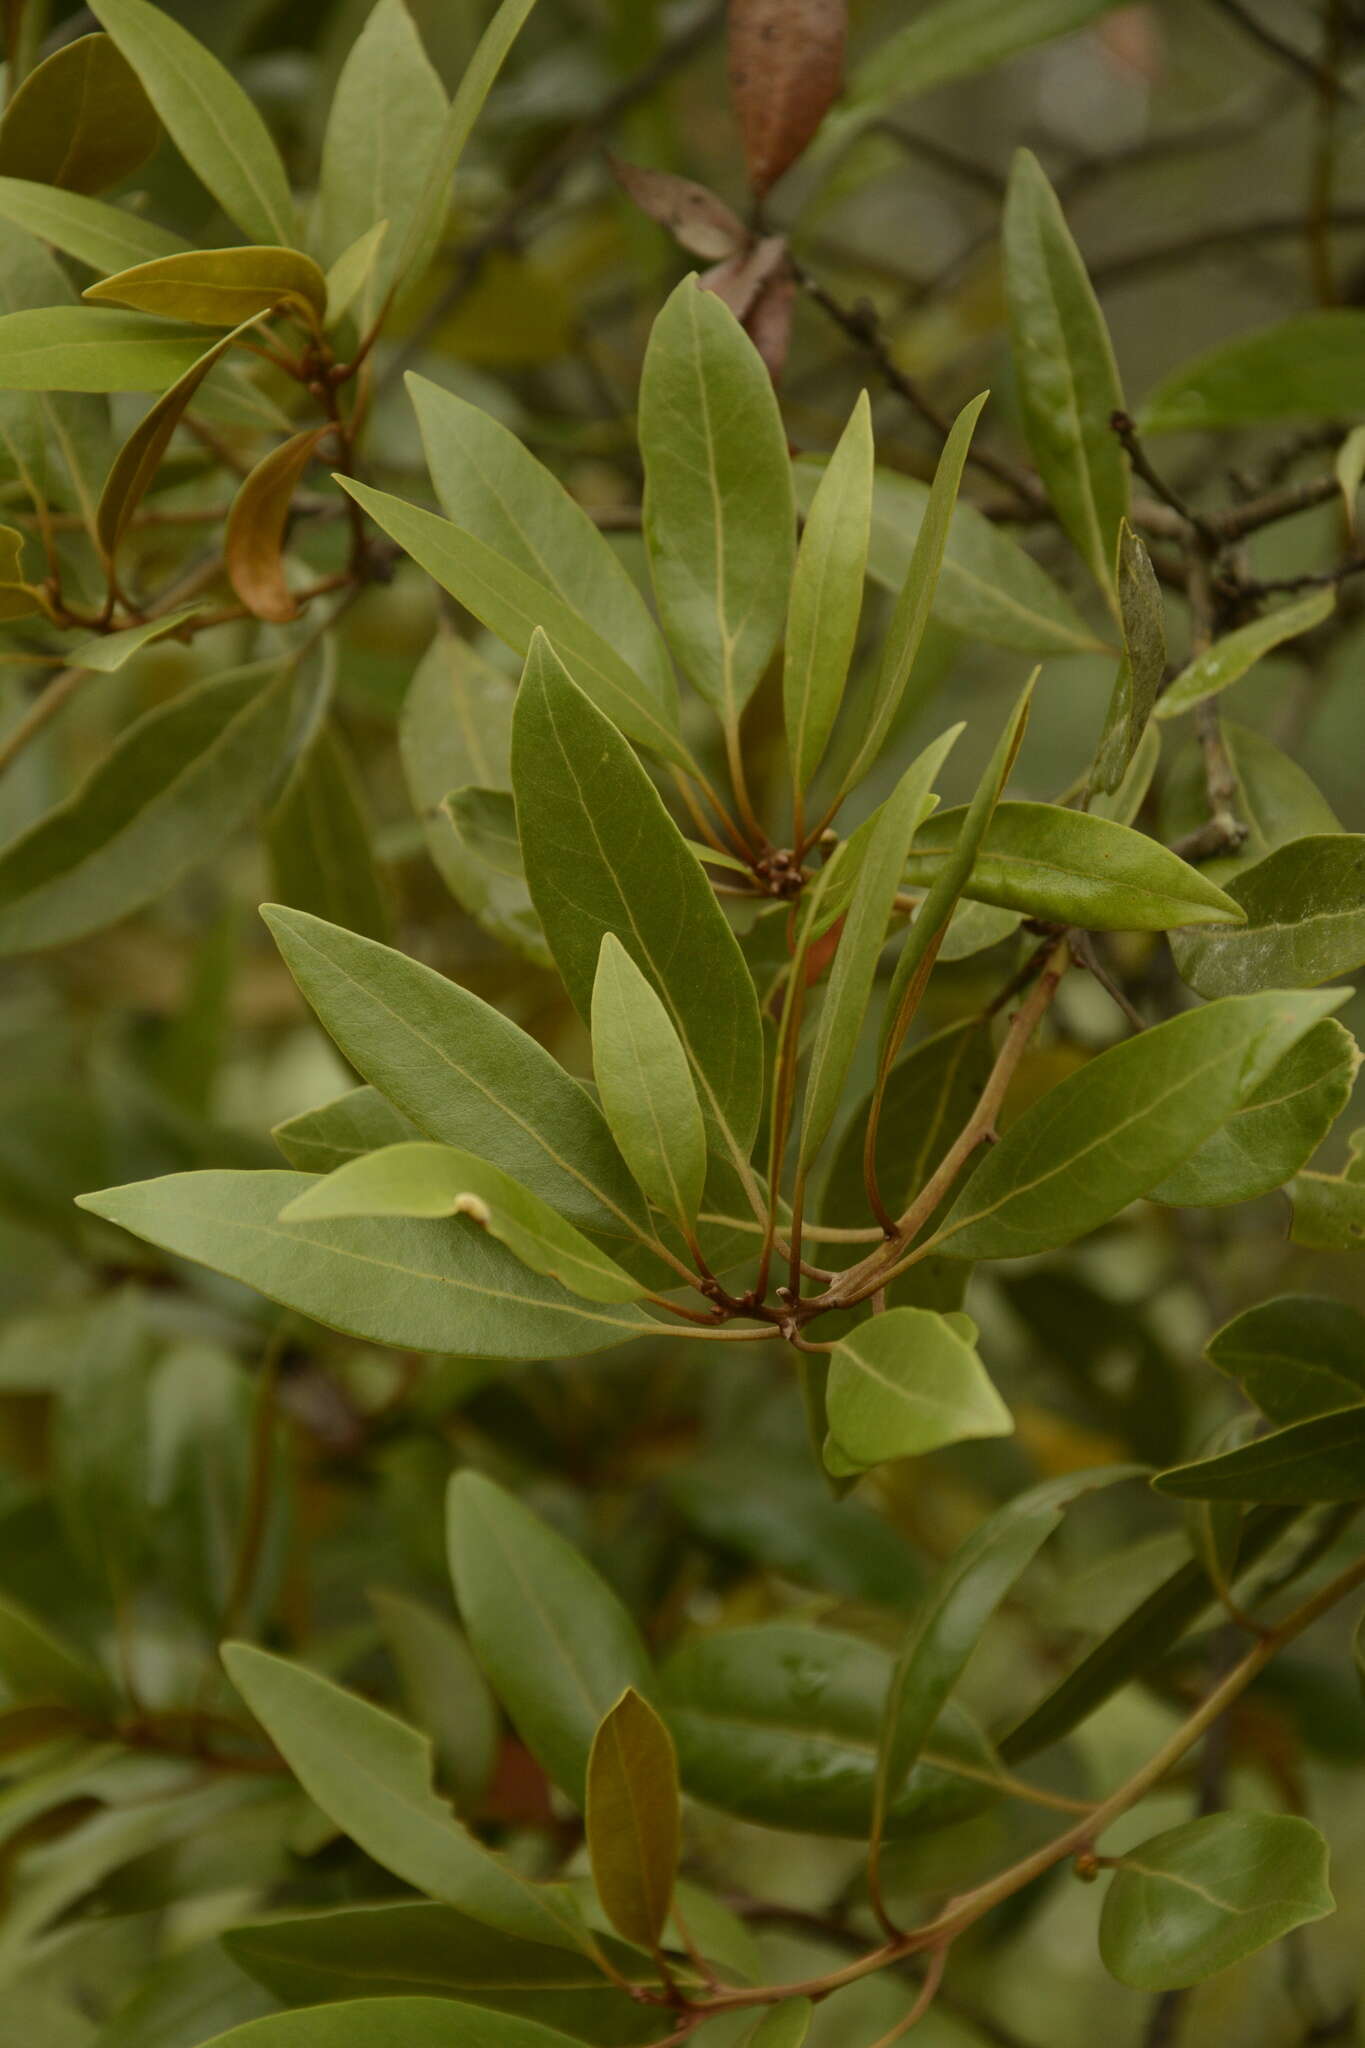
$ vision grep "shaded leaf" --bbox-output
[843,0,1127,116]
[0,34,159,195]
[592,934,707,1240]
[784,390,872,795]
[728,0,847,197]
[1172,836,1365,998]
[586,1687,679,1951]
[267,716,393,942]
[1291,1155,1365,1251]
[0,305,209,390]
[512,635,764,1169]
[1140,313,1365,433]
[822,1016,994,1224]
[1092,520,1163,792]
[937,990,1346,1261]
[0,657,294,955]
[1206,1295,1365,1427]
[77,1170,654,1359]
[273,1086,417,1175]
[0,1590,114,1718]
[1160,720,1340,879]
[1156,1410,1365,1503]
[1004,149,1127,603]
[371,1589,499,1820]
[1100,1814,1333,1989]
[62,603,206,671]
[825,1307,1012,1471]
[227,426,331,621]
[1156,590,1334,722]
[90,0,294,245]
[447,1471,653,1806]
[445,786,522,877]
[191,2002,587,2046]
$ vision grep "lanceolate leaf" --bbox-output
[261,906,649,1244]
[512,635,765,1168]
[1092,521,1164,792]
[190,2002,588,2047]
[316,0,447,302]
[728,0,847,197]
[340,478,691,770]
[936,989,1347,1262]
[324,220,390,328]
[90,0,295,245]
[273,1086,418,1175]
[1171,837,1365,998]
[798,729,960,1173]
[842,0,1126,116]
[266,717,393,942]
[834,394,987,802]
[226,426,331,621]
[1205,1295,1365,1426]
[0,306,209,390]
[1156,590,1335,722]
[586,1688,680,1951]
[76,1170,654,1359]
[86,246,327,327]
[1151,1017,1359,1207]
[0,1590,114,1718]
[370,1590,498,1819]
[825,1308,1012,1471]
[281,1143,646,1304]
[592,935,707,1239]
[0,659,294,955]
[1099,1814,1333,1989]
[784,390,873,795]
[1155,1409,1365,1503]
[221,1643,581,1951]
[409,373,677,718]
[1140,312,1365,433]
[638,278,794,727]
[97,319,261,559]
[903,801,1242,930]
[1003,149,1128,604]
[447,1472,653,1806]
[822,1017,994,1225]
[0,34,159,195]
[62,603,206,671]
[0,177,187,275]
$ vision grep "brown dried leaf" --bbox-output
[226,426,332,623]
[727,0,847,197]
[609,157,748,263]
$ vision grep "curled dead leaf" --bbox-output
[609,157,748,263]
[225,426,332,623]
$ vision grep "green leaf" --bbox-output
[446,786,522,877]
[843,0,1127,114]
[227,1905,652,2038]
[261,906,648,1245]
[52,1287,151,1590]
[324,220,390,328]
[0,305,210,390]
[1151,1018,1359,1207]
[0,33,159,194]
[872,1469,1134,1853]
[825,1307,1011,1472]
[903,801,1242,930]
[268,717,393,943]
[0,1590,114,1718]
[281,1142,646,1304]
[1092,521,1164,792]
[1156,590,1335,722]
[799,459,1105,656]
[341,479,690,771]
[409,374,677,723]
[1140,312,1365,433]
[222,1643,580,1951]
[799,729,960,1173]
[97,320,260,559]
[1161,720,1340,879]
[90,0,294,245]
[1172,837,1365,998]
[591,934,707,1239]
[316,0,446,304]
[586,1687,679,1952]
[61,603,206,671]
[1205,1295,1365,1427]
[1092,719,1161,828]
[512,635,764,1169]
[86,245,326,327]
[1337,424,1365,536]
[0,178,189,273]
[273,1085,418,1174]
[937,989,1347,1262]
[99,1939,275,2048]
[205,2005,589,2047]
[371,1589,499,1819]
[835,394,987,803]
[638,278,794,727]
[1099,1814,1333,1989]
[1155,1409,1365,1503]
[393,0,541,290]
[77,1170,654,1358]
[447,1471,653,1806]
[399,629,547,965]
[742,2003,814,2048]
[784,390,872,794]
[1291,1151,1365,1251]
[0,658,294,955]
[1003,149,1127,603]
[822,1016,994,1224]
[660,1621,999,1839]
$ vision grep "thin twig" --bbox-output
[1206,0,1348,97]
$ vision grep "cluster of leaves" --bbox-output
[1,1,1365,2044]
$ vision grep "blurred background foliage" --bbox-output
[2,2,1365,2043]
